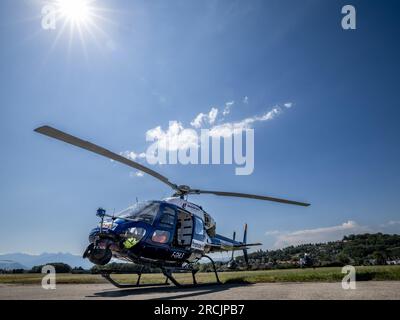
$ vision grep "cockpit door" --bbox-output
[153,205,177,245]
[191,216,206,252]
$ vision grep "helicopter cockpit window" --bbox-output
[194,216,204,236]
[159,207,176,228]
[116,202,160,225]
[152,230,170,244]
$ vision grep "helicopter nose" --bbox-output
[83,242,112,266]
[88,226,116,243]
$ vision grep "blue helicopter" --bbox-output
[35,126,310,287]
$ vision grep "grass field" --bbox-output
[1,266,400,285]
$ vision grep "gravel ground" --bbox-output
[1,281,400,300]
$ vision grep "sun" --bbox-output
[57,0,93,24]
[43,0,112,57]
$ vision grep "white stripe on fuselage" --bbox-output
[163,197,205,220]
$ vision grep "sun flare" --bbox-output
[57,0,93,24]
[44,0,112,56]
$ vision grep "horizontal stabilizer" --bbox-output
[208,242,262,252]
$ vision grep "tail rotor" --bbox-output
[243,223,249,268]
[227,231,237,269]
[231,231,236,261]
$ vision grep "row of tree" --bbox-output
[0,263,87,274]
[2,233,399,274]
[0,262,162,274]
[232,233,400,269]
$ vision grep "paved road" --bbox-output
[1,281,400,300]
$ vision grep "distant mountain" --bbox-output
[0,261,27,270]
[0,252,93,270]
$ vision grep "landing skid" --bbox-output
[161,255,222,287]
[100,255,222,289]
[100,266,170,289]
[101,272,170,288]
[202,254,222,284]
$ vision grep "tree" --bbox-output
[31,262,72,273]
[337,253,350,265]
[372,251,387,265]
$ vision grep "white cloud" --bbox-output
[120,151,139,161]
[190,113,207,129]
[191,107,219,128]
[190,101,288,132]
[258,106,282,121]
[208,107,218,125]
[379,220,400,234]
[243,96,249,104]
[209,105,284,138]
[121,102,295,168]
[120,151,146,161]
[223,101,234,116]
[267,218,400,249]
[386,220,400,226]
[146,121,198,152]
[267,221,370,249]
[129,171,144,178]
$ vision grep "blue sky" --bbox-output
[1,0,400,256]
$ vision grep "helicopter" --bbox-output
[34,125,310,287]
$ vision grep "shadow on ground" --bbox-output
[90,282,252,300]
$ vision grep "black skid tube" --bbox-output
[202,255,222,284]
[161,255,221,287]
[100,269,170,289]
[100,255,222,289]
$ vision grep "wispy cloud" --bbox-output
[380,220,400,227]
[208,107,218,125]
[190,113,206,129]
[223,101,234,116]
[129,171,144,178]
[119,151,146,161]
[121,101,295,160]
[190,107,219,128]
[146,121,199,152]
[267,221,369,248]
[266,219,400,249]
[209,103,291,138]
[243,96,249,104]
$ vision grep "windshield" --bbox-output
[116,201,160,225]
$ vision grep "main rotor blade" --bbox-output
[34,126,178,190]
[189,189,310,207]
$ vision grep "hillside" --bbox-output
[2,233,399,272]
[0,261,27,270]
[0,252,92,270]
[238,233,400,268]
